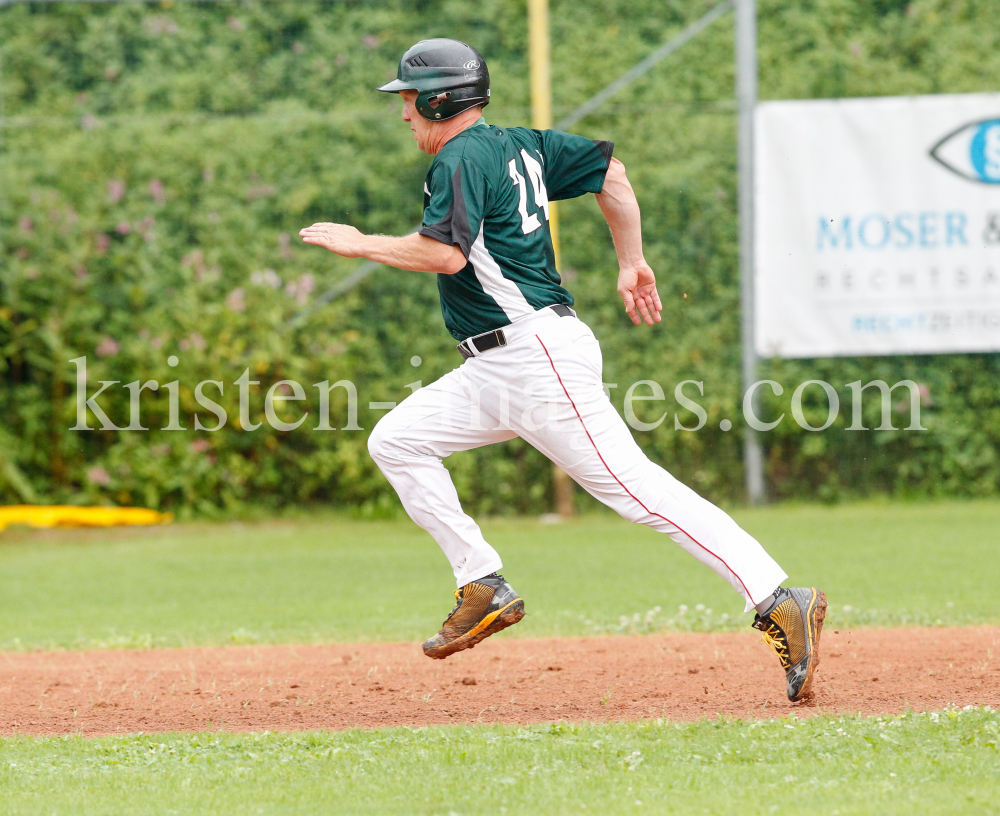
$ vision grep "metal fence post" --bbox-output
[735,0,765,504]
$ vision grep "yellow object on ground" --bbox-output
[0,505,173,533]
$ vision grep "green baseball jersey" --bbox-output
[419,121,613,341]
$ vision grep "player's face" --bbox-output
[400,90,435,155]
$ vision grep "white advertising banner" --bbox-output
[755,93,1000,358]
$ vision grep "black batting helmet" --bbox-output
[377,39,490,121]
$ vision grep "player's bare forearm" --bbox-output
[595,158,645,269]
[595,158,662,326]
[299,224,467,274]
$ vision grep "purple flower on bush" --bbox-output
[94,233,111,253]
[108,180,126,203]
[251,269,281,289]
[182,250,207,280]
[895,384,933,413]
[149,179,165,205]
[286,273,315,305]
[190,439,211,454]
[18,217,34,233]
[138,215,156,242]
[178,333,205,352]
[96,336,119,357]
[86,466,111,486]
[225,288,246,312]
[246,184,276,202]
[918,383,932,407]
[145,16,178,36]
[116,222,131,235]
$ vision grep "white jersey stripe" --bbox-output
[467,225,534,322]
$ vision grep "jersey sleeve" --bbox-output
[419,156,490,259]
[538,130,614,200]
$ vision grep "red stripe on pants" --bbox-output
[535,334,752,600]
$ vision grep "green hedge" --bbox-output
[1,0,999,515]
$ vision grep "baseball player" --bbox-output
[301,39,826,701]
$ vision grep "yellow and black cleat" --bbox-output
[753,587,827,702]
[422,573,525,659]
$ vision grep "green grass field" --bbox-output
[2,500,999,815]
[1,500,998,651]
[1,709,998,816]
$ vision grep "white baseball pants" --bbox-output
[367,307,787,612]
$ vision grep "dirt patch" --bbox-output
[1,627,997,737]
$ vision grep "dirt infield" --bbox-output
[1,627,997,737]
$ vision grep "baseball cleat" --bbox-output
[422,573,524,659]
[752,586,827,702]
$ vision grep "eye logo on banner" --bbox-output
[756,93,1000,358]
[930,118,1000,184]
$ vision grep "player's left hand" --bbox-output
[299,223,366,257]
[617,261,662,326]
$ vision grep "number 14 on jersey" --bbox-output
[508,149,550,235]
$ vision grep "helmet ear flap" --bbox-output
[427,92,452,109]
[416,86,488,121]
[422,91,452,120]
[416,89,445,120]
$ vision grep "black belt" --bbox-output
[457,304,575,360]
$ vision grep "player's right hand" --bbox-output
[299,223,366,258]
[617,262,662,326]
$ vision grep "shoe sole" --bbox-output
[790,588,828,702]
[423,598,525,660]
